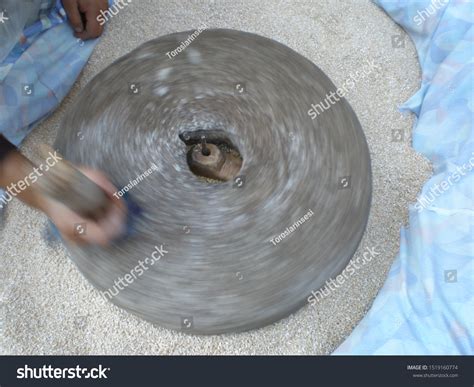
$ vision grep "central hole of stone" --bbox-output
[179,130,243,182]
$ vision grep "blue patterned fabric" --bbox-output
[335,0,473,355]
[0,0,108,146]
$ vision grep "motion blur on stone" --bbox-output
[54,29,371,334]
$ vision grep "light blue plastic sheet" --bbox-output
[335,0,473,355]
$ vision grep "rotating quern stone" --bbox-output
[55,29,371,334]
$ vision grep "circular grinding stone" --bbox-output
[55,29,371,334]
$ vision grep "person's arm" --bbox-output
[0,135,46,210]
[0,135,126,245]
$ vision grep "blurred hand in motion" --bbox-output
[42,168,127,246]
[62,0,109,40]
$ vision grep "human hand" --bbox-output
[41,168,127,246]
[62,0,109,40]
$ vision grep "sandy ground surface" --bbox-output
[0,0,431,354]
